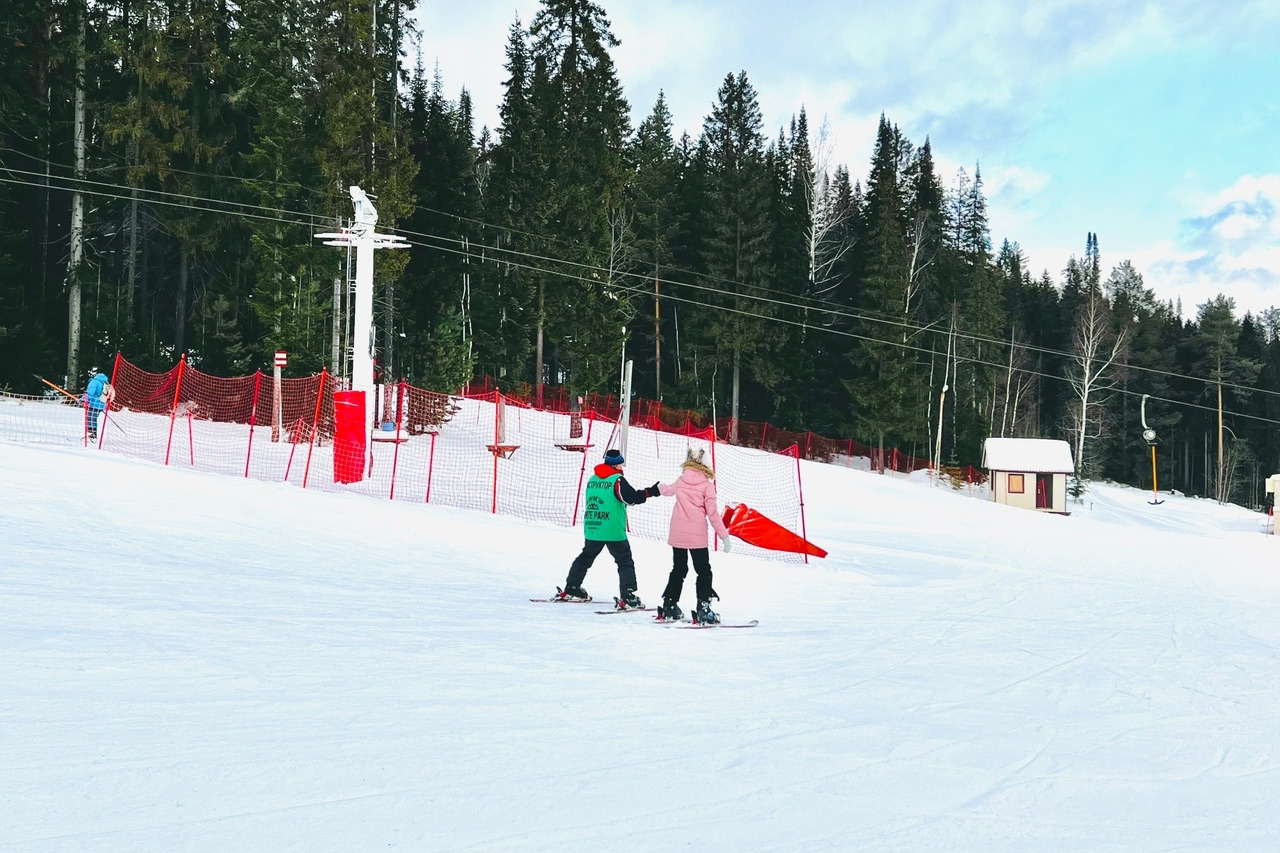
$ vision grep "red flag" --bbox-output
[722,504,827,558]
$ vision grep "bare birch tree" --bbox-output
[803,118,853,304]
[996,329,1038,437]
[904,210,935,338]
[1066,285,1130,476]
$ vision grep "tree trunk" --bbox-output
[653,273,661,400]
[535,282,545,401]
[126,157,139,322]
[34,2,52,316]
[66,0,87,382]
[1216,379,1224,502]
[175,245,189,354]
[730,347,740,444]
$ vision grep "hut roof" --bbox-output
[982,438,1075,474]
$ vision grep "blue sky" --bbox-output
[417,0,1280,318]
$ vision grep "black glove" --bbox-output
[645,482,661,497]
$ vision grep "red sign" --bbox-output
[274,351,288,368]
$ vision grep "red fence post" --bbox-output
[795,445,810,565]
[389,380,405,500]
[491,390,501,514]
[710,430,719,552]
[245,370,262,477]
[301,369,328,489]
[97,351,123,450]
[163,354,187,466]
[424,431,437,503]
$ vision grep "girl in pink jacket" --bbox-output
[655,448,733,623]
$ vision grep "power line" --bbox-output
[9,154,1277,403]
[404,230,1280,429]
[6,167,1278,425]
[385,216,1280,403]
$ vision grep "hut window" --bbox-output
[1008,473,1025,494]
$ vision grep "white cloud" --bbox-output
[1216,213,1261,242]
[1132,174,1280,316]
[984,165,1052,206]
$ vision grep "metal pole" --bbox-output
[1151,446,1159,503]
[619,360,633,458]
[272,363,282,442]
[331,274,341,376]
[1141,395,1163,505]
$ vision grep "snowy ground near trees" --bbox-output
[2,437,1279,850]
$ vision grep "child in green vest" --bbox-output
[556,448,658,609]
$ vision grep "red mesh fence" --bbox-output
[0,391,87,446]
[1,355,993,564]
[462,377,986,485]
[59,356,815,562]
[99,356,341,484]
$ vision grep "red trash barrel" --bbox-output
[333,390,367,484]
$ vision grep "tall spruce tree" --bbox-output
[848,115,924,455]
[233,0,328,374]
[1101,261,1179,487]
[529,0,632,392]
[0,0,65,385]
[402,63,478,388]
[628,91,679,400]
[479,17,545,386]
[951,164,1006,461]
[312,0,417,387]
[768,109,815,425]
[1194,295,1261,501]
[699,71,776,440]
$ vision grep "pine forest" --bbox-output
[2,0,1278,508]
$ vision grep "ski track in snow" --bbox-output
[2,432,1280,850]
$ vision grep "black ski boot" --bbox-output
[556,585,590,601]
[617,589,644,610]
[693,599,720,625]
[659,598,683,621]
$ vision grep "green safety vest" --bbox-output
[583,472,628,541]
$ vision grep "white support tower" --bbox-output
[316,186,409,446]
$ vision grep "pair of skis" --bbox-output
[526,594,654,615]
[530,593,756,628]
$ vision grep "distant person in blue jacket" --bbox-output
[82,369,111,440]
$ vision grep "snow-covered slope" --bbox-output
[2,438,1279,851]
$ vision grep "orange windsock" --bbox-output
[722,503,827,558]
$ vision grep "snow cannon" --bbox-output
[722,504,827,558]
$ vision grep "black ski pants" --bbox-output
[566,539,637,597]
[662,547,715,603]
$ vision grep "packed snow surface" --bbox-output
[2,437,1279,850]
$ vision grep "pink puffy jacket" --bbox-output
[658,467,732,549]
